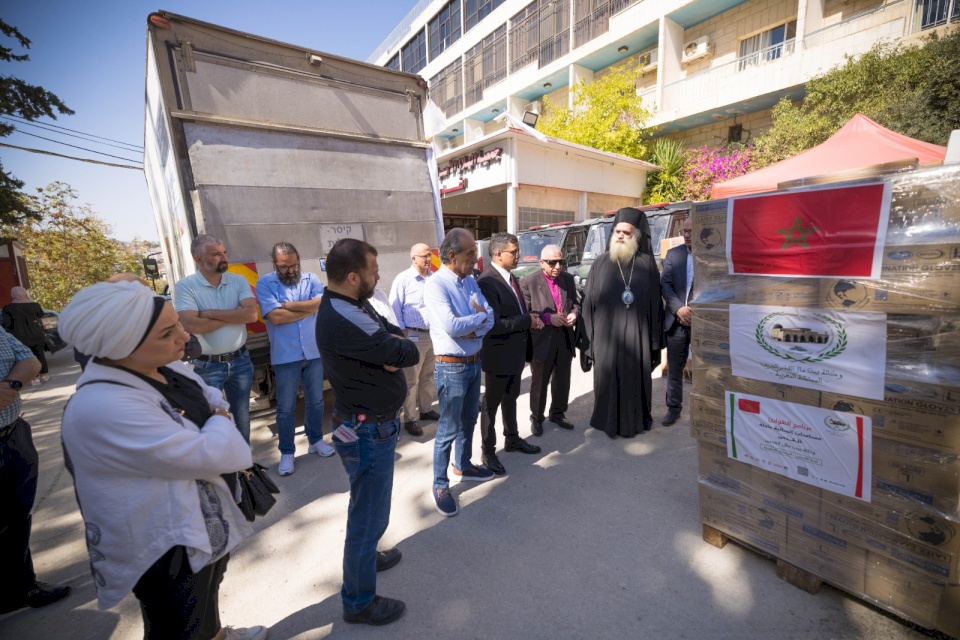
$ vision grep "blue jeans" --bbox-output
[332,417,399,614]
[192,352,254,443]
[273,358,325,455]
[432,360,481,490]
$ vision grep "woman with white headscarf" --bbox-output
[1,287,48,384]
[59,281,267,640]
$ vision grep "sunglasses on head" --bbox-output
[542,259,565,267]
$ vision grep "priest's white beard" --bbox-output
[610,236,639,264]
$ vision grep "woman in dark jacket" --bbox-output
[2,287,48,384]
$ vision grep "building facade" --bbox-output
[370,0,955,161]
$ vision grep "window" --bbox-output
[510,1,540,73]
[463,25,507,107]
[538,0,570,67]
[915,0,959,30]
[385,54,401,71]
[738,19,797,71]
[509,0,569,71]
[430,59,464,117]
[465,0,506,32]
[429,0,463,60]
[401,29,428,74]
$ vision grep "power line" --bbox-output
[1,117,143,153]
[4,113,144,150]
[0,141,142,170]
[13,130,143,164]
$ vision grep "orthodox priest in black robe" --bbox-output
[581,207,664,437]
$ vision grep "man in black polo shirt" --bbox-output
[316,239,419,627]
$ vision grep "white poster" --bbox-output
[726,392,872,501]
[730,304,887,400]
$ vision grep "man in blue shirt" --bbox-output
[256,242,332,477]
[423,228,496,517]
[176,235,259,442]
[0,327,71,614]
[389,242,439,436]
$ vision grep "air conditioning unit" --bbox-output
[524,100,542,114]
[638,47,659,71]
[681,36,711,64]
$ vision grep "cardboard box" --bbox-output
[697,441,753,495]
[692,199,728,258]
[819,502,959,583]
[690,307,729,360]
[699,480,788,557]
[821,384,960,455]
[863,552,946,628]
[871,438,960,518]
[821,276,960,312]
[751,468,822,525]
[938,584,960,638]
[691,363,822,407]
[694,262,821,307]
[690,393,727,446]
[660,236,685,260]
[786,518,868,594]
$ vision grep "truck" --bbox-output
[143,11,444,405]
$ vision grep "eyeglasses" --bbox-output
[275,263,300,273]
[681,229,693,235]
[500,248,520,256]
[542,259,565,267]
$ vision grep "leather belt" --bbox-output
[196,346,247,363]
[0,417,22,439]
[436,354,480,364]
[332,410,401,426]
[410,327,430,332]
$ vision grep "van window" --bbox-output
[563,228,587,265]
[518,228,564,263]
[583,221,613,260]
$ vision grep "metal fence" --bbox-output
[573,0,640,49]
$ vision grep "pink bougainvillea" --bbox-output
[683,145,758,201]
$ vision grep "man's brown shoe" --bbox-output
[404,421,423,436]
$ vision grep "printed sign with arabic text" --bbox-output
[730,304,887,400]
[726,391,872,501]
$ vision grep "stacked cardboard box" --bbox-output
[689,164,960,636]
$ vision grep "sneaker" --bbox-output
[29,379,41,386]
[278,454,295,476]
[308,439,335,457]
[223,626,269,640]
[433,487,458,517]
[452,463,495,483]
[39,374,49,383]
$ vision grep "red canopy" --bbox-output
[711,114,946,199]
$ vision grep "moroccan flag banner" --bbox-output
[726,182,891,278]
[726,391,872,501]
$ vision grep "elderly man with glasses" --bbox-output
[520,244,580,437]
[255,241,332,476]
[389,243,440,436]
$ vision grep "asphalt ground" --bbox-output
[0,347,939,639]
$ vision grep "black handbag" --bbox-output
[236,463,280,522]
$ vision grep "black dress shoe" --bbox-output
[531,420,544,437]
[403,421,423,436]
[550,416,575,430]
[482,452,506,475]
[662,409,681,427]
[0,582,72,613]
[504,437,541,454]
[343,595,406,626]
[419,410,440,421]
[376,548,402,572]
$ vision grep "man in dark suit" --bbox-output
[477,233,544,475]
[521,244,580,436]
[661,215,694,426]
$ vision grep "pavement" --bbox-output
[0,347,940,639]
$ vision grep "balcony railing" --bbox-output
[737,38,797,71]
[573,0,640,49]
[803,0,908,48]
[510,11,540,73]
[912,0,959,31]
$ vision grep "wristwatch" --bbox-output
[3,379,23,390]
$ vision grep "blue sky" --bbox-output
[3,1,416,241]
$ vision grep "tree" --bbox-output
[538,62,652,159]
[643,138,688,204]
[754,30,960,165]
[0,182,139,310]
[1,19,74,224]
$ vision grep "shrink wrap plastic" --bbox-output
[690,164,960,635]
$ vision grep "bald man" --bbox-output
[389,243,439,436]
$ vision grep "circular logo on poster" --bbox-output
[906,511,956,546]
[755,312,847,363]
[696,227,723,253]
[823,415,851,432]
[824,280,870,309]
[917,249,945,260]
